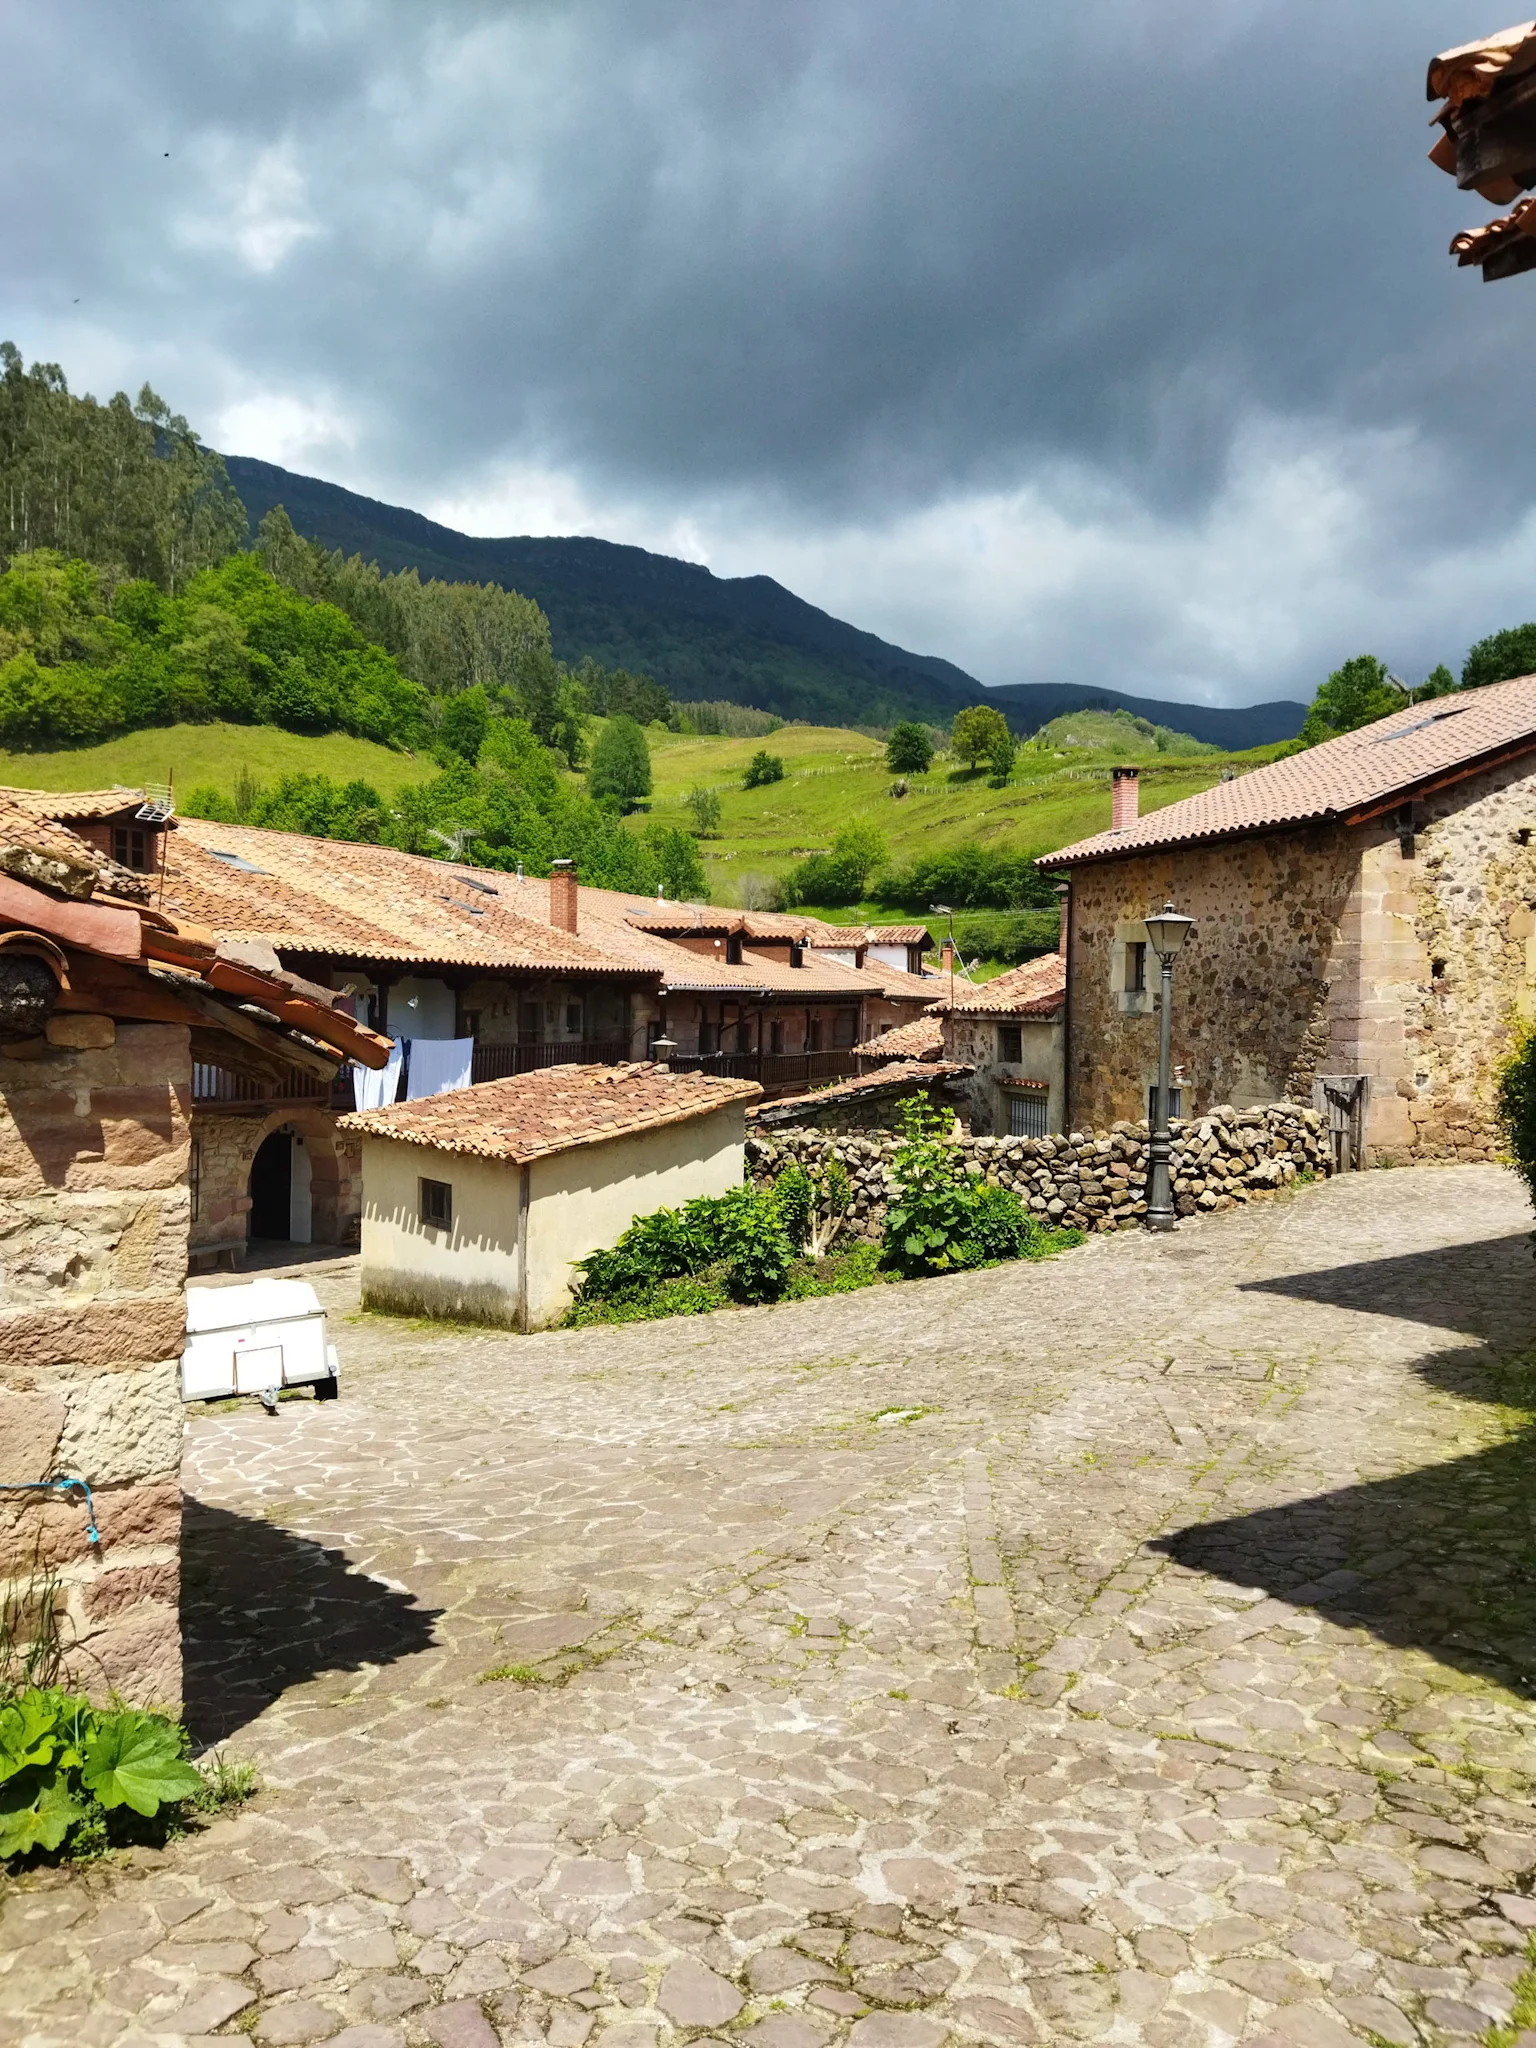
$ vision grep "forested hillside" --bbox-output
[225,455,1308,745]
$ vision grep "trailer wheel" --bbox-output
[314,1375,340,1401]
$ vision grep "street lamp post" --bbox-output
[1143,902,1195,1232]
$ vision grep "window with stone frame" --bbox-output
[1125,940,1147,995]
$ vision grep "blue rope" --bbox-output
[0,1478,100,1544]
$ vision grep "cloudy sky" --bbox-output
[2,1,1529,707]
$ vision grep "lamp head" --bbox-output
[1144,902,1195,964]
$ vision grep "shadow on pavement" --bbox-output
[1152,1338,1536,1699]
[1237,1231,1535,1343]
[181,1497,439,1745]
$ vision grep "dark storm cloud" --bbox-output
[0,1,1529,701]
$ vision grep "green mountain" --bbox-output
[223,455,1306,748]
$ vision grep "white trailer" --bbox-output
[182,1279,340,1411]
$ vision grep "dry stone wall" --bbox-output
[0,1022,191,1705]
[748,1101,1332,1239]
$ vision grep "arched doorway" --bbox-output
[247,1121,320,1245]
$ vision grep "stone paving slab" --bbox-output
[5,1167,1536,2048]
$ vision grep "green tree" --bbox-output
[684,784,722,836]
[780,822,888,907]
[743,749,785,788]
[1419,663,1458,700]
[438,685,491,763]
[1298,655,1401,746]
[987,728,1016,785]
[885,722,934,773]
[586,714,652,810]
[951,703,1011,768]
[1463,624,1536,692]
[641,823,708,899]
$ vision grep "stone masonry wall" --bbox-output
[1066,829,1359,1133]
[192,1105,362,1255]
[0,1022,191,1706]
[1065,757,1536,1164]
[748,1101,1331,1239]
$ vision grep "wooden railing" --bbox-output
[470,1040,631,1083]
[192,1063,342,1109]
[665,1048,858,1091]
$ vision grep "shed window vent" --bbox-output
[420,1178,453,1229]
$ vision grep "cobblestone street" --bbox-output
[6,1163,1536,2048]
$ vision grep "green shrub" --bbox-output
[0,1687,241,1866]
[1497,1028,1536,1205]
[743,749,785,788]
[954,1182,1036,1264]
[563,1276,728,1327]
[881,1099,978,1277]
[782,1241,887,1299]
[571,1186,795,1308]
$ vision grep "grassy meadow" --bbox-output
[637,715,1283,909]
[0,722,436,802]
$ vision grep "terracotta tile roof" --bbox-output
[749,1059,970,1124]
[340,1060,760,1161]
[1040,676,1536,868]
[930,952,1066,1017]
[864,924,930,947]
[508,874,878,998]
[1451,194,1536,273]
[0,792,112,894]
[164,818,645,976]
[11,787,152,822]
[854,1016,944,1060]
[803,924,867,947]
[1428,21,1536,112]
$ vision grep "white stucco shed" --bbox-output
[340,1061,762,1330]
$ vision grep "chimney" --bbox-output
[1056,881,1070,957]
[1111,765,1140,832]
[550,859,578,934]
[941,937,956,976]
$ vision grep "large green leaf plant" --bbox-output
[0,1688,205,1863]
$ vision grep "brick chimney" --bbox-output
[550,859,578,934]
[941,936,956,976]
[1111,765,1140,832]
[1056,881,1070,957]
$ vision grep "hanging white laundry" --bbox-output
[352,1043,403,1111]
[405,1037,474,1101]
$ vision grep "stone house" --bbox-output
[930,952,1067,1137]
[1041,675,1536,1161]
[0,790,389,1706]
[343,1062,760,1329]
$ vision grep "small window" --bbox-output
[997,1024,1023,1063]
[1147,1085,1184,1122]
[1125,941,1147,994]
[1005,1092,1049,1139]
[112,825,149,871]
[420,1178,453,1229]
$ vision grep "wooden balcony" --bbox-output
[665,1048,858,1096]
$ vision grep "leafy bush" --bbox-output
[743,749,785,788]
[874,844,1057,912]
[1497,1029,1536,1206]
[881,1099,979,1277]
[880,1101,1079,1276]
[0,1688,225,1864]
[783,1241,887,1299]
[563,1276,728,1327]
[571,1185,795,1308]
[780,823,888,907]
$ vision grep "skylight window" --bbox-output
[207,849,269,874]
[1373,703,1473,742]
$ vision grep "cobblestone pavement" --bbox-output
[6,1165,1536,2048]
